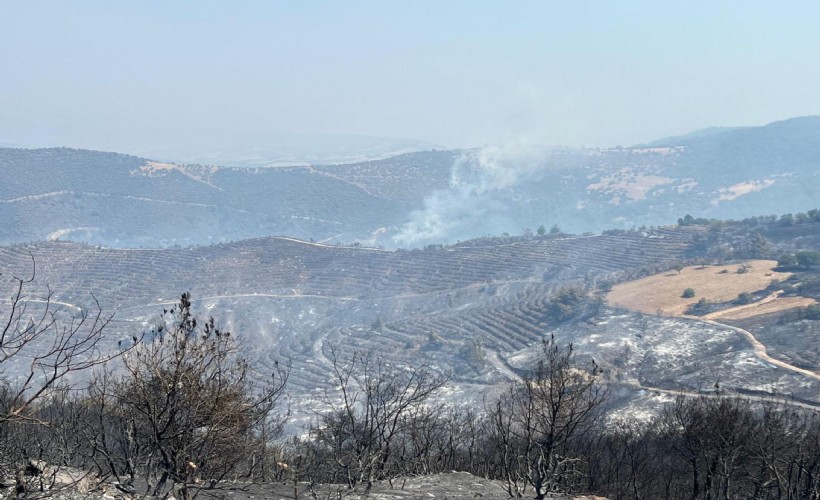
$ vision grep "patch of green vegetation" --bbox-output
[735,292,753,305]
[459,338,485,366]
[545,286,588,323]
[686,297,710,315]
[677,214,711,226]
[778,251,820,270]
[779,304,820,323]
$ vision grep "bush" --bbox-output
[797,251,820,268]
[778,253,798,268]
[682,287,696,298]
[545,286,587,323]
[736,292,753,305]
[779,304,820,323]
[686,298,710,315]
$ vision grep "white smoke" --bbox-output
[392,142,552,246]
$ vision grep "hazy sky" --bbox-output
[2,1,820,155]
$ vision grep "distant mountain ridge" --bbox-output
[645,116,820,148]
[643,125,751,147]
[1,116,819,248]
[96,133,442,168]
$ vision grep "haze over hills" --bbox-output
[2,117,819,249]
[3,121,820,496]
[6,3,820,496]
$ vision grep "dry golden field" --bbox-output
[606,260,793,316]
[703,294,817,320]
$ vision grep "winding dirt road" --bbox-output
[619,380,820,410]
[696,317,820,383]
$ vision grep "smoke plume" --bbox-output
[392,143,551,247]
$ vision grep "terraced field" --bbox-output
[0,228,703,410]
[0,228,699,309]
[7,222,820,422]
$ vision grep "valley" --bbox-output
[2,119,820,499]
[6,5,820,496]
[2,138,820,499]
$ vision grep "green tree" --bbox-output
[682,288,696,298]
[744,232,770,258]
[796,251,820,268]
[736,292,752,305]
[545,287,587,323]
[678,214,709,226]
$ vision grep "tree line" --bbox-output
[2,272,820,499]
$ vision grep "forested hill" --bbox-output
[0,148,456,246]
[1,116,819,247]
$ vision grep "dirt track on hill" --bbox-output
[694,317,820,383]
[702,291,815,320]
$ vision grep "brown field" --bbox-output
[606,260,792,316]
[703,295,817,321]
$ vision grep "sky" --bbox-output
[2,1,820,159]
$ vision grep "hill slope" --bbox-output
[0,148,455,246]
[1,117,819,247]
[3,220,820,423]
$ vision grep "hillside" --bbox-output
[3,218,820,426]
[3,215,820,500]
[2,117,820,248]
[607,260,792,316]
[0,148,451,246]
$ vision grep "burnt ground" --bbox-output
[4,471,606,500]
[190,473,605,500]
[728,313,820,372]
